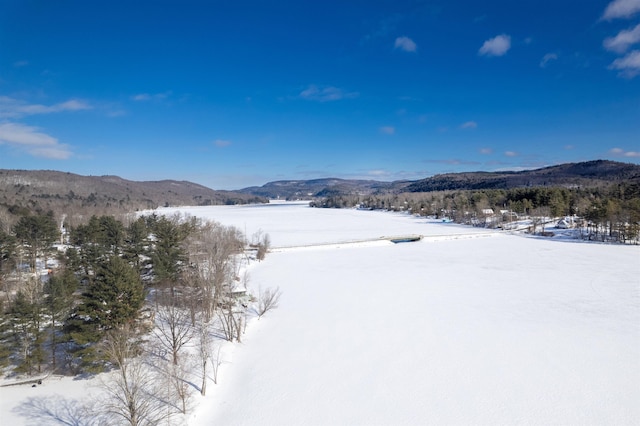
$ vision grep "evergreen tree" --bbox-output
[0,307,11,369]
[0,228,17,299]
[68,215,130,288]
[149,215,193,285]
[84,255,145,331]
[9,285,45,375]
[65,255,144,372]
[43,269,78,369]
[123,216,148,272]
[13,212,59,272]
[95,215,125,255]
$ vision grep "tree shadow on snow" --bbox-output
[12,395,105,426]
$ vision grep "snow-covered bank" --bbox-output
[3,202,638,425]
[191,232,638,426]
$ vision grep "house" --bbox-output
[481,208,494,216]
[557,218,573,229]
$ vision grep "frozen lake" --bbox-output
[186,202,640,425]
[2,202,639,425]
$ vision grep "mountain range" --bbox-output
[1,160,638,217]
[0,170,267,217]
[239,160,640,199]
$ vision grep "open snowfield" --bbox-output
[2,201,639,425]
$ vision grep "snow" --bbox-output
[2,201,639,425]
[149,201,493,248]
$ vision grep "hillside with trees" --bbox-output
[238,177,405,200]
[311,183,640,244]
[0,209,275,423]
[0,169,268,229]
[307,161,640,245]
[240,160,640,200]
[404,160,640,192]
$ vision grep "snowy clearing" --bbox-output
[2,201,639,425]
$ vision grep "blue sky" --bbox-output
[1,0,639,190]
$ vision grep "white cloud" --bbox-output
[28,147,73,160]
[0,96,92,118]
[504,151,518,157]
[608,49,640,77]
[540,53,558,68]
[379,126,395,135]
[478,34,511,57]
[479,148,493,155]
[610,147,640,157]
[460,121,477,129]
[602,0,640,20]
[13,60,28,67]
[131,91,171,101]
[0,122,72,159]
[367,169,392,178]
[425,158,482,166]
[299,85,358,102]
[603,23,640,53]
[394,36,417,52]
[132,94,151,101]
[214,139,231,148]
[107,110,127,117]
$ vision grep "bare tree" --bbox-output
[256,286,282,319]
[166,360,192,415]
[530,206,551,235]
[194,317,224,396]
[209,343,222,386]
[218,303,241,342]
[153,293,193,365]
[196,319,212,396]
[251,229,271,261]
[100,326,169,426]
[186,220,244,322]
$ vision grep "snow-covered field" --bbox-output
[2,201,639,425]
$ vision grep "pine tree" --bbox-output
[0,228,17,299]
[43,269,78,370]
[149,215,193,286]
[13,212,58,273]
[85,255,145,331]
[65,255,144,372]
[69,215,123,281]
[123,217,148,272]
[9,287,45,375]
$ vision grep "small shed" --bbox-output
[557,218,572,229]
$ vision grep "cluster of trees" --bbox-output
[0,210,277,424]
[311,183,640,243]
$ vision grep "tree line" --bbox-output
[0,211,276,424]
[310,183,640,243]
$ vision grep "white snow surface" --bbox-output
[2,201,639,425]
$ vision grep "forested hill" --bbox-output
[239,160,640,199]
[0,169,267,218]
[2,161,637,218]
[238,178,408,199]
[405,160,640,192]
